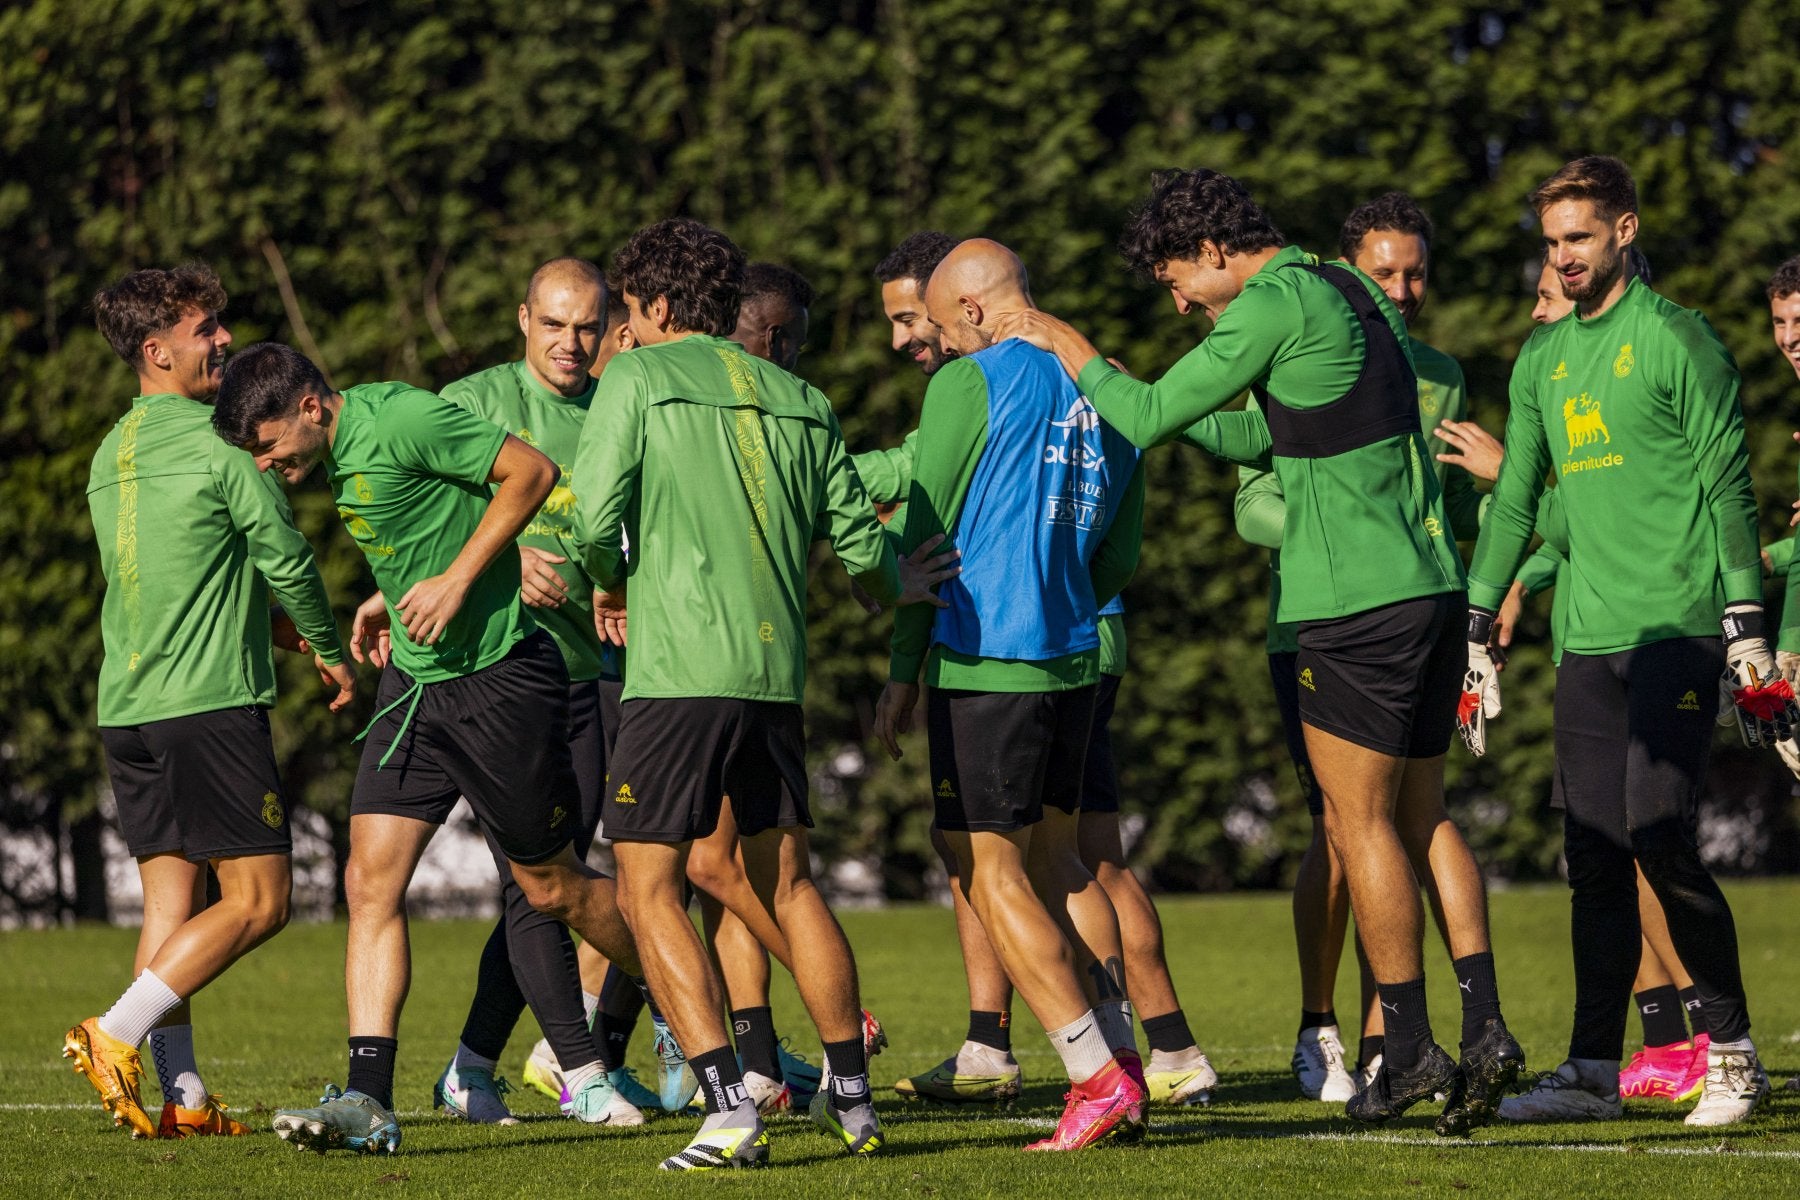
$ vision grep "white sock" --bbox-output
[97,969,182,1049]
[452,1041,497,1074]
[1048,1012,1116,1085]
[564,1059,607,1098]
[148,1024,207,1108]
[953,1040,1014,1073]
[1094,999,1138,1058]
[1709,1037,1755,1056]
[582,990,600,1023]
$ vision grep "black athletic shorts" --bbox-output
[927,686,1097,833]
[1553,637,1721,838]
[1079,674,1123,815]
[1267,651,1325,816]
[602,697,810,844]
[352,631,577,865]
[100,706,291,862]
[1294,592,1466,759]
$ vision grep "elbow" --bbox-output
[523,449,558,506]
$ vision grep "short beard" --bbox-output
[1562,243,1625,305]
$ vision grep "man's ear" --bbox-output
[1615,211,1639,249]
[140,335,170,371]
[961,296,984,328]
[649,294,674,331]
[1200,240,1226,270]
[518,302,531,338]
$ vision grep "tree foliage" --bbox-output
[6,0,1800,908]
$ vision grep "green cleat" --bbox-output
[609,1066,661,1113]
[660,1102,768,1170]
[272,1085,401,1155]
[893,1054,1022,1105]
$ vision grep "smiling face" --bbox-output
[1539,198,1635,310]
[880,277,949,374]
[1152,247,1243,322]
[145,307,233,399]
[1533,260,1575,325]
[519,278,603,396]
[244,395,332,484]
[1773,291,1800,382]
[1351,230,1429,325]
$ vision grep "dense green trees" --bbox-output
[6,0,1800,914]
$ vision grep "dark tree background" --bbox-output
[5,0,1800,916]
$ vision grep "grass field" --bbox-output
[5,882,1800,1198]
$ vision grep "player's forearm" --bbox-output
[851,431,917,507]
[1180,407,1272,467]
[449,460,555,587]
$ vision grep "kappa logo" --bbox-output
[614,783,637,805]
[1299,668,1316,692]
[1048,396,1100,432]
[1677,690,1701,712]
[1561,392,1611,454]
[935,778,958,799]
[1550,360,1568,381]
[1614,343,1635,378]
[261,792,284,829]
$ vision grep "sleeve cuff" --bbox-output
[1721,565,1762,606]
[1465,575,1510,613]
[888,650,924,684]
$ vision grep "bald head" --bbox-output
[518,257,606,396]
[924,238,1033,358]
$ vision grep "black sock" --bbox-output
[731,1007,780,1080]
[1376,979,1433,1073]
[1298,1008,1338,1038]
[823,1036,869,1113]
[1635,984,1686,1048]
[690,1045,748,1117]
[631,974,664,1024]
[1359,1034,1385,1069]
[347,1036,398,1110]
[1678,985,1710,1039]
[1141,1010,1196,1055]
[1452,952,1502,1049]
[967,1010,1011,1053]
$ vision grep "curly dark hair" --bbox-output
[611,218,745,336]
[1339,192,1434,262]
[1768,255,1800,301]
[1118,169,1284,278]
[93,263,227,368]
[873,231,959,290]
[212,342,329,447]
[742,262,815,314]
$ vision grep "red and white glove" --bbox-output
[1459,606,1504,758]
[1721,601,1800,748]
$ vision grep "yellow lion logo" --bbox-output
[1562,392,1610,454]
[339,509,378,543]
[540,484,577,517]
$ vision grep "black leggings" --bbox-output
[1554,638,1748,1060]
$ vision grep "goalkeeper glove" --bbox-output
[1459,606,1504,758]
[1721,601,1800,747]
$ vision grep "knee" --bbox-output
[685,848,737,900]
[343,856,400,919]
[1628,820,1706,885]
[514,866,580,922]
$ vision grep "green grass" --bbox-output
[5,882,1800,1197]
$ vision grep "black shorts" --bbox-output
[602,697,810,844]
[1553,637,1721,839]
[1267,652,1324,816]
[1079,675,1123,815]
[352,631,577,865]
[1294,592,1466,759]
[100,706,291,862]
[927,686,1097,833]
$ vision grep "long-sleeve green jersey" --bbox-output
[1230,335,1479,653]
[88,393,343,726]
[442,361,615,682]
[1466,279,1761,653]
[328,383,534,683]
[888,353,1145,692]
[1078,246,1463,624]
[855,421,1131,675]
[572,335,901,704]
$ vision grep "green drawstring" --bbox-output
[355,678,425,769]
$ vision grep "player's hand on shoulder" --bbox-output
[989,310,1059,353]
[896,533,959,609]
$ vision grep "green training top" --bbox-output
[852,429,919,507]
[442,361,615,682]
[888,352,1146,692]
[1231,334,1479,654]
[329,383,534,682]
[1078,245,1464,624]
[88,393,344,726]
[854,422,1130,675]
[1466,279,1761,653]
[572,335,902,704]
